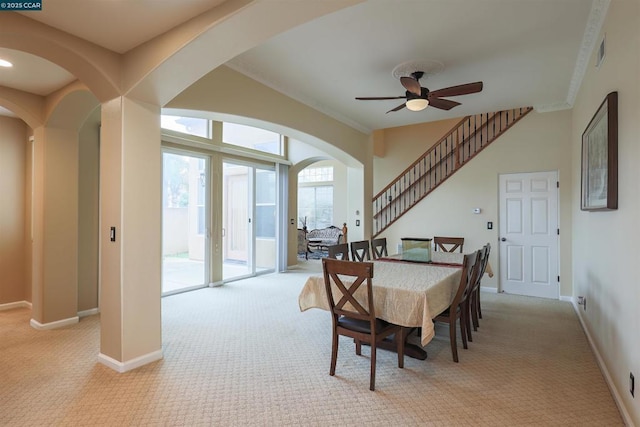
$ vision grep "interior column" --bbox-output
[98,96,162,372]
[29,126,80,329]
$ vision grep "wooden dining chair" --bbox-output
[470,243,491,331]
[327,243,350,260]
[370,237,388,260]
[434,250,480,362]
[322,258,404,391]
[433,236,465,253]
[350,240,371,262]
[464,245,489,342]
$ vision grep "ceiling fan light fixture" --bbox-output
[406,98,429,111]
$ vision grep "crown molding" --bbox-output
[534,102,573,113]
[565,0,611,107]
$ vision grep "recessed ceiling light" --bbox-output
[0,59,13,68]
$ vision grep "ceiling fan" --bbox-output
[356,71,483,113]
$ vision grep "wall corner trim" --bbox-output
[30,316,79,330]
[98,350,163,373]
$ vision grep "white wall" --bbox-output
[77,113,100,312]
[570,1,639,424]
[0,116,27,305]
[374,110,573,294]
[346,165,364,242]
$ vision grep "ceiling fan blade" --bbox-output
[428,97,461,111]
[355,96,406,100]
[429,81,483,98]
[400,76,421,96]
[386,103,407,113]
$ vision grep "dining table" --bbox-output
[298,251,493,359]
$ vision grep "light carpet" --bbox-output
[0,261,623,426]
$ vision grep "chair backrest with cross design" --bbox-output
[433,236,465,253]
[321,258,404,390]
[370,237,388,260]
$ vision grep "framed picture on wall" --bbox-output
[581,91,618,211]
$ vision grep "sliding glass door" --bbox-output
[222,161,276,281]
[255,168,276,274]
[222,162,251,280]
[162,151,209,295]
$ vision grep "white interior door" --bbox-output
[499,171,559,299]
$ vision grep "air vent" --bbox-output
[596,35,606,68]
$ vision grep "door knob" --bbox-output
[500,237,506,242]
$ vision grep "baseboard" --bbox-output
[98,349,163,373]
[480,286,498,293]
[78,308,99,318]
[30,316,79,330]
[571,298,633,426]
[0,300,31,311]
[559,295,572,302]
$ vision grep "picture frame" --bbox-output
[581,91,618,211]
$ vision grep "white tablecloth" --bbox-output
[299,257,463,347]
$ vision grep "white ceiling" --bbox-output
[1,1,604,132]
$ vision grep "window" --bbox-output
[298,186,333,230]
[161,115,210,138]
[222,123,282,155]
[298,166,334,230]
[255,169,276,238]
[196,158,206,235]
[298,167,333,183]
[163,154,189,208]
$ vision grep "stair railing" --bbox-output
[372,107,533,237]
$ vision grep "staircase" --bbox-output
[372,107,533,237]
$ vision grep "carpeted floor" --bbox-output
[0,261,624,426]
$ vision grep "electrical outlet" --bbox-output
[631,372,635,397]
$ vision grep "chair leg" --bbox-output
[355,339,362,356]
[397,328,405,369]
[471,292,479,331]
[330,332,338,376]
[464,301,473,342]
[460,314,468,350]
[449,318,459,363]
[478,289,483,319]
[465,301,473,343]
[370,342,377,391]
